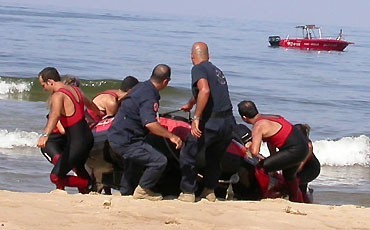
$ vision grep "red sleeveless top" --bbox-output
[57,86,85,128]
[95,90,119,101]
[256,115,293,149]
[51,126,61,134]
[86,90,119,122]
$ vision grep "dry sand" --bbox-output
[1,189,369,230]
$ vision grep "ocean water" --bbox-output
[0,5,369,206]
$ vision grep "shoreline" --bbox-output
[1,190,370,230]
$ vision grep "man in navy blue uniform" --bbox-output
[108,64,183,201]
[178,42,235,202]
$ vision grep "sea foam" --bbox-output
[259,135,369,167]
[1,128,369,166]
[0,79,31,95]
[0,129,39,149]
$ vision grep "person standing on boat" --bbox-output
[85,76,139,125]
[37,67,101,193]
[294,123,321,203]
[178,42,235,202]
[237,100,309,203]
[107,64,183,201]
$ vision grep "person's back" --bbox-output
[178,42,235,203]
[108,80,157,144]
[192,61,233,118]
[93,90,119,116]
[91,76,139,119]
[254,114,293,149]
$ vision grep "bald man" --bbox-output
[178,42,235,202]
[108,64,183,201]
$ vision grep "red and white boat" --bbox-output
[268,25,353,51]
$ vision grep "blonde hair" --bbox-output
[61,75,81,87]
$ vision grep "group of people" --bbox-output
[37,69,139,193]
[37,41,320,203]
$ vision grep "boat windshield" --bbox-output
[296,25,322,39]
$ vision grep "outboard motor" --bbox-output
[268,36,281,47]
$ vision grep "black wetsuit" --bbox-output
[49,87,93,192]
[258,116,309,181]
[257,116,309,202]
[40,115,66,165]
[297,141,321,196]
[41,131,66,165]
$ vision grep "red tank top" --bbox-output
[256,115,293,149]
[57,86,85,128]
[94,90,119,101]
[86,90,119,121]
[51,126,61,134]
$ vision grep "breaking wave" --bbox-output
[1,128,369,166]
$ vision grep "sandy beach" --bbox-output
[1,190,369,230]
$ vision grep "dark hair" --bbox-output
[238,100,259,118]
[294,123,311,137]
[150,64,171,83]
[38,67,61,82]
[120,76,139,92]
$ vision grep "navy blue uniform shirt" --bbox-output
[108,80,160,146]
[191,61,232,118]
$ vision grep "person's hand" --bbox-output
[37,136,48,148]
[245,141,263,158]
[180,103,193,112]
[191,119,202,138]
[169,135,183,149]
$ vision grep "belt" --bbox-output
[209,109,233,118]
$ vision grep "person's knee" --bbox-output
[180,162,197,177]
[157,155,167,169]
[283,172,296,181]
[149,153,167,172]
[50,174,60,184]
[51,154,61,165]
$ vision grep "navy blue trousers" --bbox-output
[179,116,234,193]
[109,140,167,194]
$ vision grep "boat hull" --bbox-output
[279,38,351,51]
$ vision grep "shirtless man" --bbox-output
[37,67,101,193]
